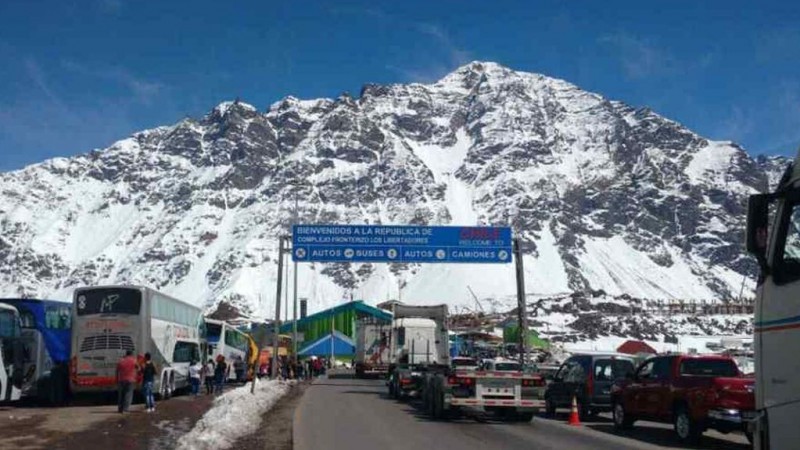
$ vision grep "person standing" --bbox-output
[142,353,157,412]
[234,356,245,383]
[204,359,215,395]
[116,350,138,413]
[214,356,227,394]
[189,360,201,396]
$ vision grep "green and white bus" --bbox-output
[70,286,203,399]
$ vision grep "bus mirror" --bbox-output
[746,194,771,269]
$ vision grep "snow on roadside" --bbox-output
[176,380,292,450]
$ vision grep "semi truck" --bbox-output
[385,303,546,421]
[387,304,450,399]
[746,149,800,449]
[355,317,391,378]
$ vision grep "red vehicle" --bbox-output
[610,354,755,443]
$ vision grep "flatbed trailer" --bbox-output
[423,368,547,421]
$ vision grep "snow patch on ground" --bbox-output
[176,380,292,450]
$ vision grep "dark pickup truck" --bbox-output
[611,354,754,443]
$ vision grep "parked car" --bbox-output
[481,358,521,372]
[610,354,755,443]
[451,356,479,371]
[545,353,636,419]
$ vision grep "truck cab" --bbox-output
[387,305,450,400]
[746,151,800,449]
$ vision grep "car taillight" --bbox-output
[522,378,546,387]
[400,378,413,385]
[448,377,474,386]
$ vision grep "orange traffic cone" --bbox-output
[568,395,581,426]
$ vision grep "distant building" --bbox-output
[376,299,403,311]
[616,340,658,356]
[279,300,392,358]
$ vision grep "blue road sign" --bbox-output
[291,225,512,263]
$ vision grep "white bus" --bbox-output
[0,303,22,402]
[747,150,800,449]
[70,286,203,399]
[204,318,249,381]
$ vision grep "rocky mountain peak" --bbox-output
[0,62,790,318]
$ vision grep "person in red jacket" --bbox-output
[116,350,139,413]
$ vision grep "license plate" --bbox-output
[482,379,514,388]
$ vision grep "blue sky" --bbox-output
[1,0,798,171]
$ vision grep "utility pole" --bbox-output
[293,191,299,365]
[284,259,290,322]
[513,238,528,367]
[271,236,286,379]
[330,311,335,368]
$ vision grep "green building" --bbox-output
[279,301,392,357]
[503,322,550,350]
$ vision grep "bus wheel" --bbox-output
[161,375,172,399]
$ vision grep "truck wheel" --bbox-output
[432,393,446,420]
[424,388,433,416]
[613,402,634,430]
[674,407,702,443]
[515,412,534,422]
[578,401,590,421]
[545,397,556,417]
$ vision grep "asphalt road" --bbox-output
[293,376,751,450]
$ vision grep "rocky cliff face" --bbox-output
[0,62,788,317]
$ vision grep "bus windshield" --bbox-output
[0,309,19,338]
[76,288,141,316]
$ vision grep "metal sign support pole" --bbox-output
[271,236,286,379]
[514,238,528,367]
[293,194,299,365]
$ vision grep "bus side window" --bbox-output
[45,306,71,330]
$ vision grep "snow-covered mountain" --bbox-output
[0,62,789,318]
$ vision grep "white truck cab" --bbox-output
[746,149,800,449]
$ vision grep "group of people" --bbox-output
[115,350,158,414]
[257,355,329,380]
[115,351,243,414]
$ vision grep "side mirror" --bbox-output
[746,194,771,270]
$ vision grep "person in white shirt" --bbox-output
[189,360,202,396]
